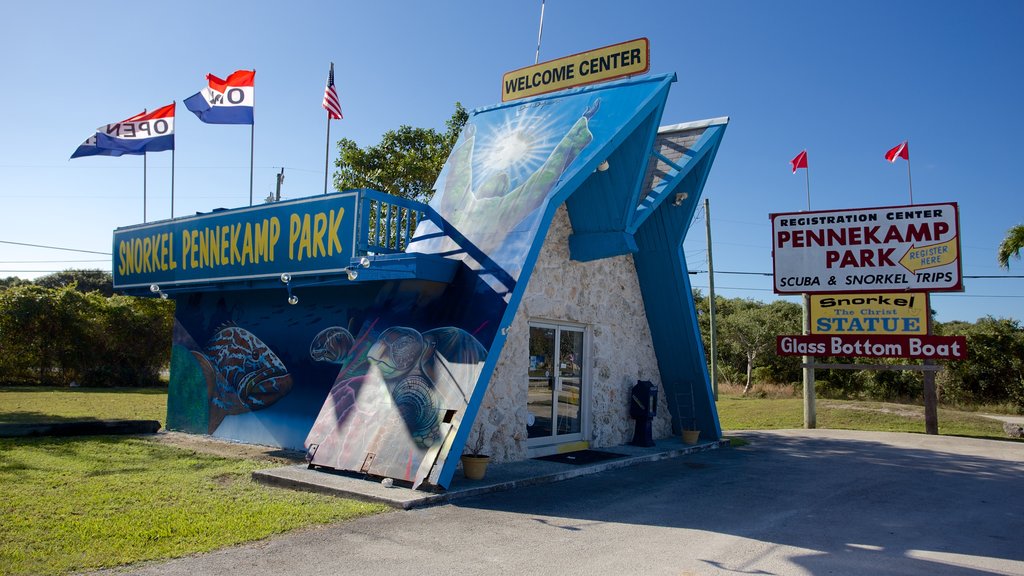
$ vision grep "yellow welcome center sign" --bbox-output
[502,38,650,102]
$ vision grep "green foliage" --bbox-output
[0,285,173,387]
[333,102,469,203]
[938,316,1024,411]
[33,269,113,297]
[0,276,30,290]
[997,224,1024,269]
[694,290,1024,411]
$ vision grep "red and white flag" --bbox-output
[790,150,808,173]
[885,141,909,162]
[322,63,343,120]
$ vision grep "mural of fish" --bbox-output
[310,326,355,364]
[192,325,293,433]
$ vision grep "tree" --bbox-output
[332,103,469,203]
[997,224,1024,269]
[719,300,801,394]
[34,269,113,297]
[0,276,30,291]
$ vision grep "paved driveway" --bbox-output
[100,430,1024,576]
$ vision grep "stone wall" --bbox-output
[470,204,674,462]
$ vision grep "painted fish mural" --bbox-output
[309,326,355,364]
[305,325,486,488]
[192,325,293,433]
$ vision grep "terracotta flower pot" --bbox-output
[461,454,490,480]
[682,430,700,445]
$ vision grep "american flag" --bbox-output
[322,63,343,120]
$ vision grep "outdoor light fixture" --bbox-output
[287,295,299,305]
[673,192,688,206]
[149,284,168,299]
[346,268,359,281]
[596,160,610,172]
[359,256,371,268]
[280,273,292,284]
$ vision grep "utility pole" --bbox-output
[704,198,719,401]
[275,168,285,202]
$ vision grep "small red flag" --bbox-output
[790,150,808,173]
[885,141,909,162]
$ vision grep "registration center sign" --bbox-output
[771,202,962,294]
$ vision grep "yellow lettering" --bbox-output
[230,223,242,265]
[328,208,343,255]
[242,222,253,264]
[254,220,267,263]
[289,213,301,260]
[191,230,200,269]
[117,241,127,276]
[142,237,152,273]
[299,213,312,261]
[132,239,143,275]
[181,231,191,271]
[220,224,230,266]
[313,212,327,258]
[269,217,280,262]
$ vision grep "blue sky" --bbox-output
[1,1,1021,323]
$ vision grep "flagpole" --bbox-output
[805,160,811,211]
[324,112,331,195]
[249,122,255,206]
[143,153,148,223]
[171,148,176,218]
[906,144,914,205]
[535,0,546,64]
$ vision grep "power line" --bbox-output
[0,259,109,264]
[0,240,111,256]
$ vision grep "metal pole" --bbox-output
[805,157,811,211]
[143,153,147,223]
[907,151,914,205]
[923,294,938,434]
[705,198,719,401]
[535,0,545,64]
[171,147,175,218]
[801,159,815,427]
[249,123,255,206]
[803,293,816,428]
[324,113,331,194]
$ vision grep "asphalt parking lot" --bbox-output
[97,429,1024,576]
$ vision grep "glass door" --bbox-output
[527,323,585,446]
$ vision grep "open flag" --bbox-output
[184,69,255,124]
[885,141,909,162]
[94,103,175,154]
[790,150,808,173]
[323,63,343,120]
[71,110,149,159]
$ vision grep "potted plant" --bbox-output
[682,428,701,445]
[460,424,490,480]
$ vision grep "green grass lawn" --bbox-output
[717,395,1017,440]
[0,436,388,576]
[0,387,388,576]
[0,386,168,425]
